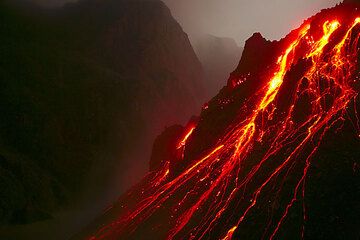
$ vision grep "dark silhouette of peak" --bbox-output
[229,31,278,86]
[0,0,205,238]
[248,32,266,43]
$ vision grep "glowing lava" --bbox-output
[177,126,195,149]
[85,9,360,240]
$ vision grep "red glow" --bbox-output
[86,11,360,240]
[177,126,196,149]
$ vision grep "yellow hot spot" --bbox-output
[222,226,237,240]
[260,24,310,110]
[177,126,196,149]
[233,121,255,157]
[335,17,360,54]
[307,20,340,58]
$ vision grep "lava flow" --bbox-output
[84,4,360,240]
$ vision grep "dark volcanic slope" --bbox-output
[74,1,360,240]
[0,0,205,226]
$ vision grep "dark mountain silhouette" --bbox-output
[72,1,360,240]
[0,0,205,230]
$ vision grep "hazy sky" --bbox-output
[31,0,342,45]
[163,0,342,45]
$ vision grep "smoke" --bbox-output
[163,0,342,45]
[28,0,342,45]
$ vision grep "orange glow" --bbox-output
[177,126,195,149]
[260,24,310,110]
[334,17,360,58]
[182,145,224,175]
[307,20,340,58]
[88,14,360,240]
[222,226,237,240]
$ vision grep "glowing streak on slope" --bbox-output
[262,25,311,109]
[222,226,237,240]
[165,25,311,240]
[87,15,360,240]
[222,19,342,240]
[333,17,360,68]
[231,24,310,161]
[88,145,225,240]
[307,20,340,58]
[336,18,360,54]
[177,127,196,149]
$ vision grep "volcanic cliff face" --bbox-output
[74,2,360,240]
[0,0,205,227]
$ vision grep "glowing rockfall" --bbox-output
[82,3,360,240]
